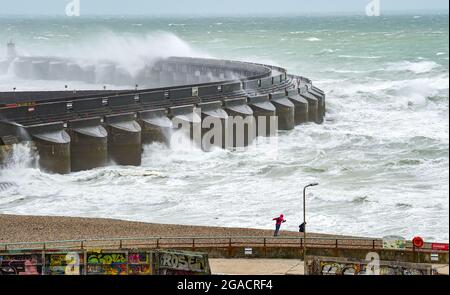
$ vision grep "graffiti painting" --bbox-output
[0,254,41,275]
[128,253,152,275]
[86,252,127,275]
[45,252,83,275]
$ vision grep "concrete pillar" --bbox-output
[248,95,277,137]
[223,97,255,147]
[169,105,199,141]
[300,87,320,124]
[309,85,326,122]
[269,92,295,130]
[198,101,228,150]
[104,113,142,166]
[138,109,173,145]
[286,89,309,125]
[67,118,108,172]
[26,122,71,174]
[0,122,19,167]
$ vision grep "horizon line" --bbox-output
[0,9,448,18]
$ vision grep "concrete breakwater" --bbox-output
[0,56,326,174]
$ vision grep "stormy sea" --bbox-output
[0,14,448,241]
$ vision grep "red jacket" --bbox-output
[273,215,286,225]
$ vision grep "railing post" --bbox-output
[41,251,46,275]
[228,238,232,258]
[81,241,84,250]
[156,239,160,249]
[192,239,196,251]
[335,239,338,249]
[119,239,123,249]
[263,238,267,257]
[372,240,376,250]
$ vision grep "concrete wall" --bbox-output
[0,249,210,276]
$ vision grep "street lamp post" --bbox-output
[302,182,318,275]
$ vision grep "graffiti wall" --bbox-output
[46,252,84,275]
[157,251,210,275]
[87,252,128,275]
[0,249,209,275]
[0,254,41,275]
[308,256,433,275]
[128,253,152,275]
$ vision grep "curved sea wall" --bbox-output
[0,57,326,174]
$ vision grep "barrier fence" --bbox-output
[0,236,447,253]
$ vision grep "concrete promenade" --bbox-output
[209,259,449,275]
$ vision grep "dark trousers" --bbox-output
[274,224,281,237]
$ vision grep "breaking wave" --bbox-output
[385,61,441,74]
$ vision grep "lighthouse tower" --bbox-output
[7,40,16,59]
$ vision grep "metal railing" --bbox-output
[1,236,446,253]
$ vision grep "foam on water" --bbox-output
[386,61,441,74]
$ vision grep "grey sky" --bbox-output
[0,0,448,16]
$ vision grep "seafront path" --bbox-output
[1,214,448,275]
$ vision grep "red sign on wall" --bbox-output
[432,243,449,251]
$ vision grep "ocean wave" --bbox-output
[328,75,449,102]
[338,55,382,59]
[315,48,340,56]
[305,37,322,42]
[385,60,441,74]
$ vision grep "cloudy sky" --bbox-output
[0,0,448,16]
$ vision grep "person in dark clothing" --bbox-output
[273,214,286,237]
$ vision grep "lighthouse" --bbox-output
[7,40,16,59]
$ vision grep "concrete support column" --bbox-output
[26,122,71,174]
[269,92,295,130]
[198,101,228,150]
[248,95,277,137]
[138,109,173,145]
[169,105,199,142]
[67,118,108,172]
[300,87,320,124]
[104,113,142,166]
[307,85,326,124]
[223,97,255,148]
[286,89,309,125]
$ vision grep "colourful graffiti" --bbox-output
[309,257,432,276]
[0,254,41,275]
[128,253,152,275]
[46,252,83,275]
[87,252,127,275]
[158,251,210,275]
[0,250,210,276]
[320,262,362,275]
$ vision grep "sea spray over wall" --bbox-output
[1,32,211,90]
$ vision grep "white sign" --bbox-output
[430,254,439,262]
[244,248,253,255]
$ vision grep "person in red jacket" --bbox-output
[273,214,286,237]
